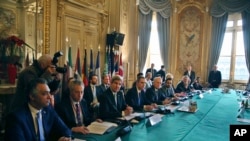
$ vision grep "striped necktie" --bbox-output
[75,103,82,126]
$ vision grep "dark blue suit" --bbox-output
[55,98,93,127]
[175,81,192,93]
[145,86,166,105]
[96,84,108,96]
[4,105,71,141]
[125,87,150,111]
[184,70,196,83]
[146,68,157,80]
[83,85,102,109]
[208,70,222,88]
[99,88,127,120]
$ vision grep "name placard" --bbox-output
[147,114,162,126]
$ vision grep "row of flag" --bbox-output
[64,45,123,88]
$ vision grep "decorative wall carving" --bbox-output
[0,7,16,38]
[177,6,203,78]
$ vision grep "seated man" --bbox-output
[145,72,153,90]
[125,76,155,112]
[99,75,133,120]
[159,77,179,103]
[193,77,203,90]
[96,74,110,96]
[145,77,169,105]
[55,79,99,135]
[175,75,193,93]
[5,78,71,141]
[132,72,144,88]
[83,74,101,119]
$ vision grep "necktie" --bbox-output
[113,93,117,106]
[75,103,82,126]
[36,111,45,141]
[92,86,97,104]
[155,90,159,101]
[138,92,141,105]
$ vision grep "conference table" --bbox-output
[74,89,250,141]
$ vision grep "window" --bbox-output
[217,13,249,83]
[143,12,163,73]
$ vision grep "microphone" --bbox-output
[116,114,133,136]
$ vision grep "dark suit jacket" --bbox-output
[145,86,166,105]
[208,70,222,88]
[83,85,102,112]
[125,87,150,112]
[96,84,108,96]
[193,82,203,90]
[4,105,71,141]
[157,69,166,82]
[184,70,196,83]
[99,88,126,120]
[55,98,93,127]
[145,68,157,80]
[175,81,192,93]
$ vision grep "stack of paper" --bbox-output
[87,121,118,135]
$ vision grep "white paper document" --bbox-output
[87,121,118,135]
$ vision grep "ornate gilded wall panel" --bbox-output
[176,6,204,78]
[43,0,51,54]
[64,17,84,62]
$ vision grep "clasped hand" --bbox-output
[124,106,133,116]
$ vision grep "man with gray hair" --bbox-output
[145,77,169,105]
[11,54,62,111]
[99,75,133,120]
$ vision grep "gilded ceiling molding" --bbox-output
[43,0,50,54]
[67,0,107,15]
[176,0,207,14]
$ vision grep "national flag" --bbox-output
[68,46,73,78]
[103,46,109,75]
[75,48,81,76]
[110,47,115,76]
[118,53,123,77]
[112,52,119,76]
[108,46,112,78]
[95,50,101,85]
[89,49,94,77]
[82,49,88,86]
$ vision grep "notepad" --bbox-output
[87,121,118,135]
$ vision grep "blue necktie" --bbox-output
[75,103,82,126]
[36,111,45,141]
